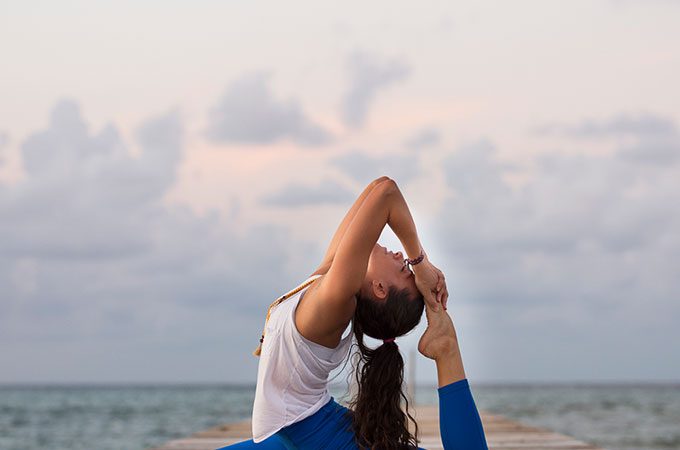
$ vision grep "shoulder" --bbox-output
[295,274,355,348]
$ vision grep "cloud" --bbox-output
[403,127,442,150]
[533,112,680,166]
[533,113,677,138]
[0,131,8,166]
[617,136,680,165]
[330,150,421,186]
[206,71,332,147]
[341,50,411,129]
[0,100,302,382]
[1,100,182,259]
[5,102,679,382]
[430,125,680,378]
[260,179,356,207]
[438,134,679,266]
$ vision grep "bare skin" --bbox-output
[295,177,449,349]
[418,304,466,387]
[294,176,464,389]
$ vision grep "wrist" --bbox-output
[405,251,425,266]
[411,253,430,273]
[402,239,423,261]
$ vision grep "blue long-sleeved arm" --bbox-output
[437,378,488,450]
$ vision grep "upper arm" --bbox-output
[296,179,396,343]
[317,179,396,306]
[318,176,391,269]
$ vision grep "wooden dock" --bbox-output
[150,405,602,450]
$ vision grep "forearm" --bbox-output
[322,176,391,264]
[321,178,428,301]
[383,180,424,260]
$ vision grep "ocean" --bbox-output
[0,383,678,450]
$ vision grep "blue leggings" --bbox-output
[217,378,488,450]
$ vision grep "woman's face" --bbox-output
[364,242,418,300]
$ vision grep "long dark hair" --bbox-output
[347,284,425,449]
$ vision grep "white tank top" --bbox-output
[251,275,354,443]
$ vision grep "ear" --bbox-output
[371,279,388,300]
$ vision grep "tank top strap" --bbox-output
[252,274,323,357]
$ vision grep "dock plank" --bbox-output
[150,405,601,450]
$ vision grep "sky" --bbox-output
[1,0,679,385]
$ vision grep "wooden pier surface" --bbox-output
[150,405,602,450]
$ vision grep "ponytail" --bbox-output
[348,285,423,449]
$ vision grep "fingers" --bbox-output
[427,293,440,312]
[425,301,440,316]
[437,271,447,309]
[434,272,447,306]
[415,267,447,312]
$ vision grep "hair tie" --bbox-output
[383,337,396,344]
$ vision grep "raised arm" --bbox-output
[317,176,391,271]
[298,178,446,345]
[315,178,425,319]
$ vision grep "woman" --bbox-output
[219,177,488,449]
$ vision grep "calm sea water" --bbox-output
[0,383,678,450]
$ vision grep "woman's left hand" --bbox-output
[414,259,448,311]
[433,265,448,310]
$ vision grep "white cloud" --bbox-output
[341,50,411,129]
[206,71,332,147]
[330,149,421,186]
[0,100,302,382]
[0,131,9,166]
[403,127,442,150]
[260,179,356,207]
[534,113,680,166]
[533,113,677,138]
[430,119,680,379]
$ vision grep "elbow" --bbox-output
[379,178,398,196]
[371,176,392,187]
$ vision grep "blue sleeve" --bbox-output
[437,378,489,450]
[215,434,290,450]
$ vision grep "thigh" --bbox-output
[279,400,358,449]
[216,434,289,450]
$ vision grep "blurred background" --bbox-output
[1,1,679,449]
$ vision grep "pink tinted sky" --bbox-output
[1,0,679,383]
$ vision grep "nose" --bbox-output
[394,251,403,260]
